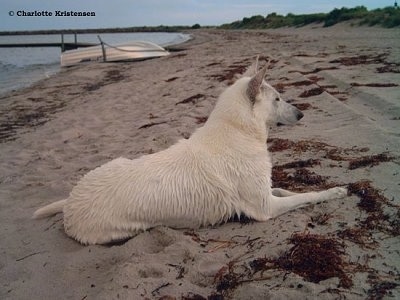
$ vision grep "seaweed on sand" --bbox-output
[367,281,399,300]
[348,181,400,235]
[275,159,321,169]
[270,232,353,288]
[246,233,354,288]
[339,181,400,249]
[350,82,398,87]
[330,54,387,66]
[272,167,336,192]
[209,64,247,83]
[299,87,325,98]
[176,93,206,105]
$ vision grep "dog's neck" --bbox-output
[202,114,269,145]
[228,118,268,143]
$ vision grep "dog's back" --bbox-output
[61,134,259,244]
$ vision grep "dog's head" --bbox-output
[241,57,303,127]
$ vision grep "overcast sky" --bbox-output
[1,0,394,31]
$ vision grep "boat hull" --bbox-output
[61,41,169,67]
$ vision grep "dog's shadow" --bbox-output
[228,213,255,225]
[103,237,132,247]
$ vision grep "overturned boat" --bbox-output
[61,39,169,67]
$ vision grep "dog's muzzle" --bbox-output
[276,106,304,126]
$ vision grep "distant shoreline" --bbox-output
[0,25,207,36]
[2,5,399,36]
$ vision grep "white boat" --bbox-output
[61,40,169,67]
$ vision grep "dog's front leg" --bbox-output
[271,188,299,197]
[268,187,347,218]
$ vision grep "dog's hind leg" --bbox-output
[268,187,347,218]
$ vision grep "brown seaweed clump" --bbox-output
[209,63,247,83]
[176,93,206,105]
[338,181,399,250]
[272,167,335,192]
[348,153,393,170]
[272,80,313,93]
[350,82,398,88]
[292,102,314,110]
[267,138,295,152]
[367,281,399,300]
[337,227,378,249]
[272,233,353,288]
[347,181,387,213]
[330,54,387,66]
[248,234,353,288]
[291,168,327,186]
[267,138,335,154]
[299,87,324,98]
[276,158,321,169]
[211,232,355,298]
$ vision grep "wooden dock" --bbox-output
[0,42,97,51]
[0,34,97,51]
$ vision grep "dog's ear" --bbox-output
[247,64,268,103]
[242,55,259,78]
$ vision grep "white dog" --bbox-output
[34,58,347,245]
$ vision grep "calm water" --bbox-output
[0,32,190,96]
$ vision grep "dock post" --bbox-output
[74,33,77,46]
[97,35,107,62]
[61,33,65,52]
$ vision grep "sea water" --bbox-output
[0,32,190,96]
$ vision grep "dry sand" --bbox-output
[0,24,399,299]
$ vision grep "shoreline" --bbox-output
[0,26,201,36]
[0,26,399,299]
[0,31,192,98]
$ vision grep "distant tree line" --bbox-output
[1,6,399,35]
[220,6,400,29]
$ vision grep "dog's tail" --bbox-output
[32,199,68,219]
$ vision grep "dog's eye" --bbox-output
[275,97,280,102]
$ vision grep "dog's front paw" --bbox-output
[328,187,347,198]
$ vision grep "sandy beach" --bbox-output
[1,24,399,299]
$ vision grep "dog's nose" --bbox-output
[297,111,304,120]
